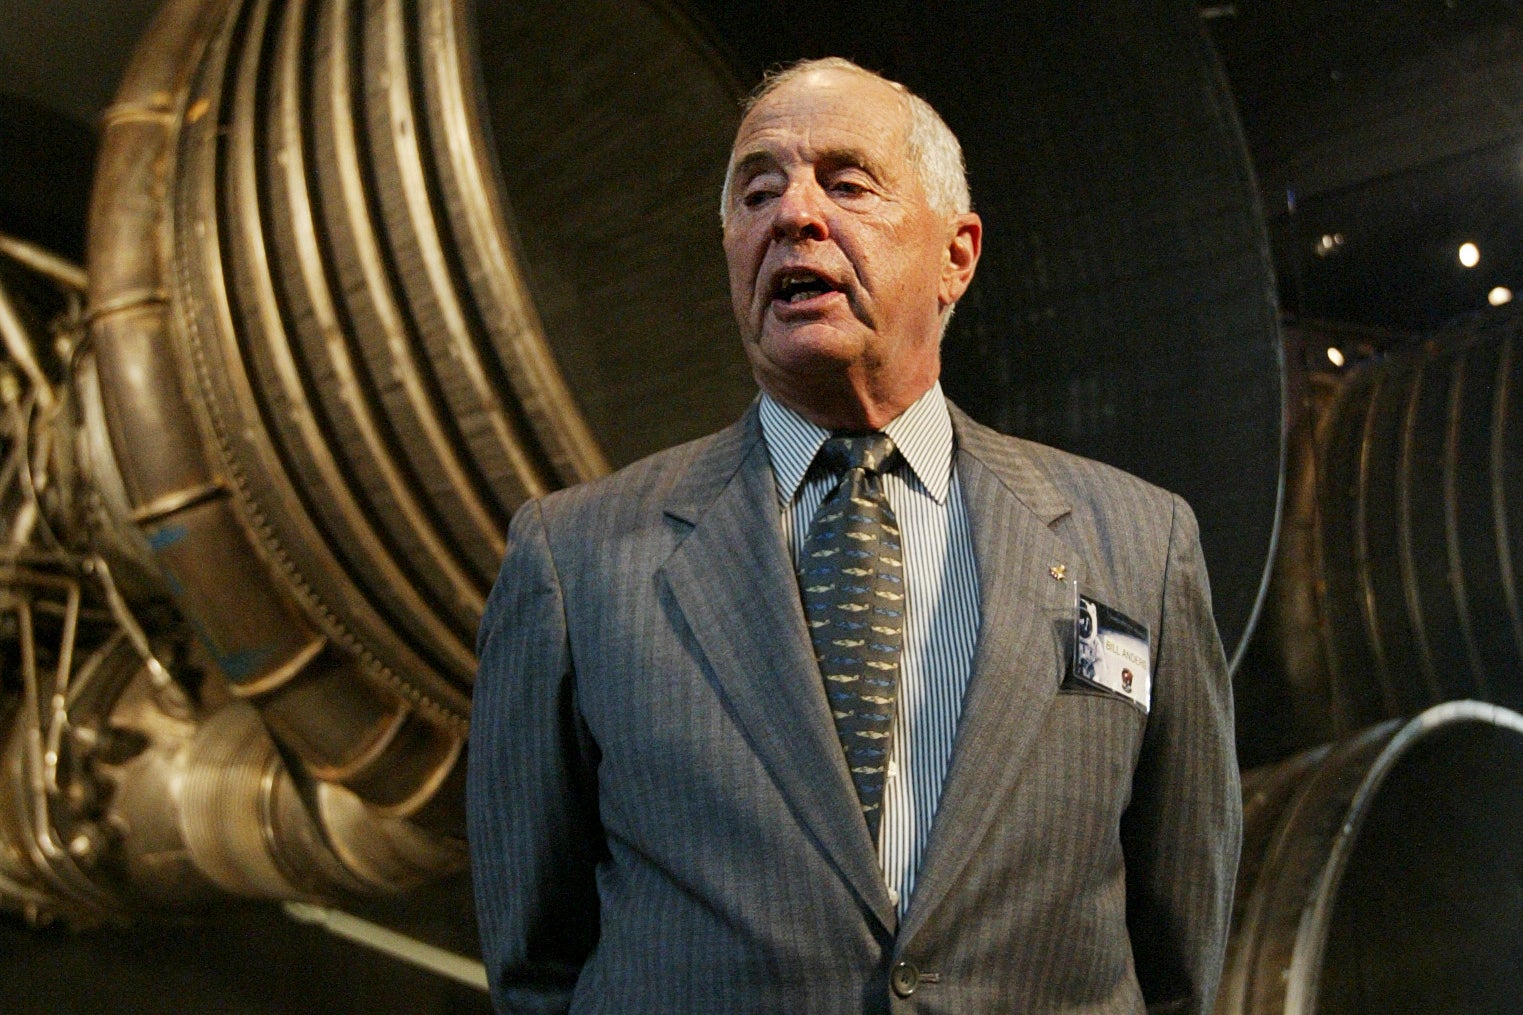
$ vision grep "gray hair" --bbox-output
[719,57,972,223]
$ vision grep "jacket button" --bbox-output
[891,960,920,998]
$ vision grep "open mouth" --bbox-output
[771,269,841,305]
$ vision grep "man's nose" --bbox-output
[772,180,829,242]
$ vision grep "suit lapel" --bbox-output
[899,407,1079,944]
[657,407,896,931]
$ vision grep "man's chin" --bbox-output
[750,322,869,370]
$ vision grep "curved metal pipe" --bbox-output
[88,0,467,825]
[48,0,753,922]
[1219,700,1523,1014]
[1256,315,1523,751]
[0,233,88,293]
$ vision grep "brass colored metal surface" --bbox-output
[9,0,749,922]
[0,234,87,293]
[1218,701,1523,1014]
[89,0,473,835]
[1255,315,1523,754]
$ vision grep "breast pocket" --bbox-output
[1040,687,1149,812]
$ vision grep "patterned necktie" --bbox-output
[798,433,905,847]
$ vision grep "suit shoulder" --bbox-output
[1024,439,1193,564]
[951,407,1194,589]
[954,408,1176,512]
[1017,435,1176,513]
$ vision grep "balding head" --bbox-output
[721,58,971,224]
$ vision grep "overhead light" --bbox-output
[1490,286,1514,307]
[1327,346,1346,368]
[1459,242,1480,268]
[1314,233,1345,258]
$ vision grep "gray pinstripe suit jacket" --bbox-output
[468,399,1240,1014]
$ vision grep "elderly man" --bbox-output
[468,57,1240,1014]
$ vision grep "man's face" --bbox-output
[721,68,979,420]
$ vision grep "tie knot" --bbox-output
[820,433,898,476]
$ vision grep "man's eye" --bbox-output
[829,180,870,198]
[742,189,775,208]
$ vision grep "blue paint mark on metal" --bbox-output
[215,645,276,681]
[150,552,279,682]
[147,525,188,551]
[160,569,186,598]
[186,620,276,681]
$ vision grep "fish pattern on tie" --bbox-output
[798,433,905,846]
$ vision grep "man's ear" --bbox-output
[941,212,982,307]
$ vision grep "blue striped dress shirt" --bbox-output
[758,384,981,919]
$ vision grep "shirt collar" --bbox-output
[758,382,956,507]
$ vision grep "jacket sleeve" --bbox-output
[468,499,602,1014]
[1121,493,1242,1015]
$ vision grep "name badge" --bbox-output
[1070,591,1151,713]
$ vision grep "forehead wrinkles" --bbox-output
[727,73,915,188]
[730,136,895,185]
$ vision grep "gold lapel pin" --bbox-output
[1049,564,1066,581]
